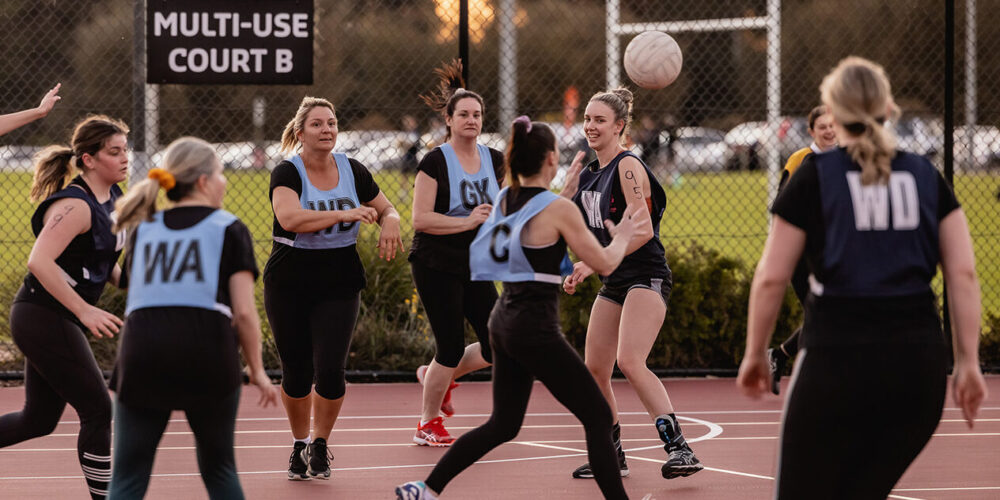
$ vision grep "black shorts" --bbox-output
[597,275,672,307]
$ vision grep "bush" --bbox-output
[561,242,801,371]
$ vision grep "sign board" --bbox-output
[147,0,313,85]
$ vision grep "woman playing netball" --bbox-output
[408,61,505,446]
[108,137,279,499]
[264,96,403,480]
[561,88,702,480]
[1,109,127,500]
[738,56,987,499]
[396,117,647,500]
[767,104,838,394]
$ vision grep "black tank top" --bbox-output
[498,187,566,308]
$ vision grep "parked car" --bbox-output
[663,126,730,173]
[723,117,810,171]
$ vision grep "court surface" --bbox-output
[0,376,997,499]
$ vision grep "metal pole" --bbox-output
[459,0,470,86]
[131,0,148,186]
[606,0,620,89]
[765,0,782,200]
[965,0,977,168]
[497,0,517,131]
[943,0,956,364]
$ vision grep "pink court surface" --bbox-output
[0,376,997,499]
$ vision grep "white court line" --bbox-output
[893,486,1000,492]
[48,406,1000,426]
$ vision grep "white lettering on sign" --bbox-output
[153,11,310,38]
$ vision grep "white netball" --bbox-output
[624,31,683,89]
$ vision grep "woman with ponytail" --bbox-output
[108,137,278,499]
[1,111,127,500]
[408,60,505,447]
[561,88,703,480]
[738,56,987,498]
[264,96,402,481]
[397,117,647,500]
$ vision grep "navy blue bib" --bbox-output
[572,151,668,284]
[26,176,125,305]
[812,149,941,297]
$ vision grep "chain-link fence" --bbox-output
[1,0,998,375]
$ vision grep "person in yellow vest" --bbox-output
[767,105,837,395]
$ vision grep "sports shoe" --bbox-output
[413,416,455,447]
[571,450,630,479]
[661,443,703,479]
[396,480,438,500]
[307,437,333,479]
[416,365,460,417]
[287,441,310,480]
[767,348,786,395]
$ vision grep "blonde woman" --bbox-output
[108,137,278,499]
[264,96,402,480]
[562,88,702,480]
[1,110,127,500]
[738,56,987,499]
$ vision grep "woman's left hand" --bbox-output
[250,369,280,408]
[736,350,770,399]
[378,214,404,261]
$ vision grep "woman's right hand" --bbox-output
[559,151,586,199]
[465,204,493,229]
[346,206,378,224]
[563,261,594,295]
[76,305,122,338]
[952,360,987,428]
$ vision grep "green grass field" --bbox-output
[1,168,999,337]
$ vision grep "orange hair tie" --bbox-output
[147,168,176,190]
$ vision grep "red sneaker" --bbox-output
[413,417,455,447]
[416,365,460,418]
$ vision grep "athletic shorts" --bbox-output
[597,275,672,307]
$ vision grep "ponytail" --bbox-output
[846,119,895,185]
[420,59,484,141]
[113,178,161,233]
[30,145,75,202]
[505,116,556,193]
[820,56,900,185]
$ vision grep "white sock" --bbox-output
[294,436,311,446]
[420,419,429,427]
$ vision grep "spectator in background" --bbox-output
[636,115,662,172]
[400,114,421,173]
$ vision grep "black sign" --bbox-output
[147,0,313,85]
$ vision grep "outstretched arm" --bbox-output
[0,84,61,137]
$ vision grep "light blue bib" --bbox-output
[470,188,562,284]
[440,143,500,216]
[126,209,237,317]
[274,153,361,249]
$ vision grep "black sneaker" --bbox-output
[571,451,629,479]
[308,438,333,479]
[287,441,310,480]
[661,444,703,479]
[767,348,786,395]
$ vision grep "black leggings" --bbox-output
[777,343,947,500]
[109,389,243,499]
[1,301,112,500]
[264,289,360,399]
[411,261,496,367]
[425,313,627,500]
